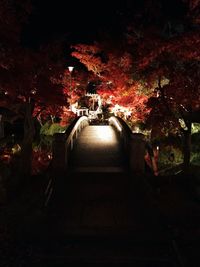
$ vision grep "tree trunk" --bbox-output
[0,114,4,139]
[183,121,191,173]
[18,101,35,182]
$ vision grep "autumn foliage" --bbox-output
[72,43,150,122]
[71,0,200,172]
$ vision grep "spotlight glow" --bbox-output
[96,126,116,141]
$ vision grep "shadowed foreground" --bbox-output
[20,170,179,266]
[12,126,187,266]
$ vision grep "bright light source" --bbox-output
[96,126,115,141]
[31,89,37,95]
[134,126,140,133]
[107,81,112,85]
[47,154,52,160]
[12,144,21,154]
[68,66,74,72]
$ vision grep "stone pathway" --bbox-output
[69,125,127,172]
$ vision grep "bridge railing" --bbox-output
[109,116,132,153]
[43,116,89,207]
[109,116,145,174]
[51,116,89,173]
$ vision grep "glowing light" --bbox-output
[30,89,37,95]
[12,144,21,154]
[68,66,74,72]
[0,154,11,163]
[96,126,116,141]
[107,81,112,85]
[47,154,52,160]
[192,123,200,134]
[111,104,132,118]
[134,126,140,133]
[179,118,188,130]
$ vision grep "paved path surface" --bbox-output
[69,125,127,172]
[25,171,177,266]
[61,175,166,236]
[21,126,179,266]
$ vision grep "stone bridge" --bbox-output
[24,116,181,266]
[51,116,145,175]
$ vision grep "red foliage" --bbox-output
[123,1,200,133]
[31,149,52,175]
[60,109,76,127]
[183,0,200,24]
[71,44,106,76]
[72,43,149,122]
[138,31,200,70]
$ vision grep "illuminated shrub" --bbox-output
[40,122,67,136]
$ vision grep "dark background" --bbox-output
[23,0,129,46]
[23,0,187,47]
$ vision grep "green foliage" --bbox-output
[40,121,51,135]
[32,134,53,151]
[192,123,200,134]
[191,133,200,151]
[40,122,67,136]
[191,152,200,166]
[48,123,67,135]
[151,133,182,148]
[158,145,183,169]
[40,135,53,150]
[191,132,200,166]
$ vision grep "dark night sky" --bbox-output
[23,0,128,46]
[23,0,186,47]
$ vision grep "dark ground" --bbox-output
[1,170,200,267]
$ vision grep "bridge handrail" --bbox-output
[109,116,132,135]
[65,115,89,148]
[109,116,145,174]
[109,116,132,152]
[51,115,89,173]
[44,116,89,207]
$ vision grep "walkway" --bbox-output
[24,171,175,266]
[21,125,178,266]
[69,125,127,172]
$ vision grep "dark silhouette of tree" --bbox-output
[0,1,66,182]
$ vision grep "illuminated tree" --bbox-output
[72,43,149,122]
[129,1,200,171]
[71,0,200,172]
